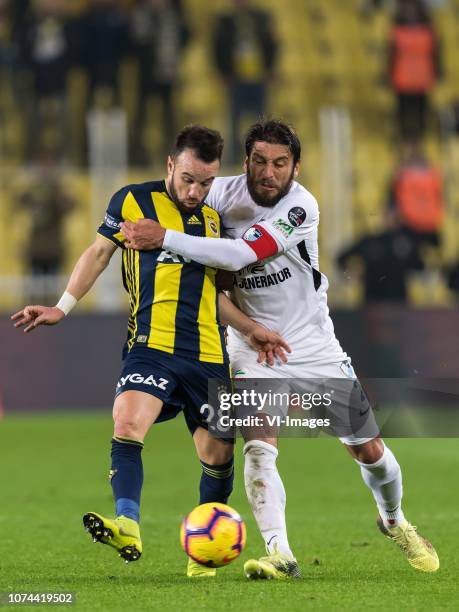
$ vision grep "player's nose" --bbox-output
[187,184,202,200]
[260,162,275,179]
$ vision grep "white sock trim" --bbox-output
[243,439,278,457]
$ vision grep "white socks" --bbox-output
[356,444,405,528]
[243,440,294,557]
[244,439,404,559]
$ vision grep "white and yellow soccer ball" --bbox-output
[180,502,246,568]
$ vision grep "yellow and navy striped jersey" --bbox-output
[98,180,227,364]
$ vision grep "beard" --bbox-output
[246,166,295,208]
[168,171,201,213]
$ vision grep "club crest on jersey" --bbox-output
[288,207,306,227]
[207,218,219,236]
[243,227,263,242]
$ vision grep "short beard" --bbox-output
[246,166,295,208]
[168,170,200,213]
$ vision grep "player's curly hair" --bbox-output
[245,119,301,165]
[172,125,224,163]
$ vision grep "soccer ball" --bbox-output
[180,502,246,567]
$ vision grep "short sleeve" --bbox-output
[258,191,319,253]
[97,186,129,248]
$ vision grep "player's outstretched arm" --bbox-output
[11,304,66,333]
[11,235,117,333]
[121,193,319,271]
[218,293,291,366]
[121,219,260,271]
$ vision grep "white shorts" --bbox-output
[229,346,379,446]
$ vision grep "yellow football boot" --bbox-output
[244,552,301,580]
[83,512,142,562]
[377,517,439,572]
[186,558,217,578]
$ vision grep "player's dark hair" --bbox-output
[245,119,301,165]
[172,125,224,163]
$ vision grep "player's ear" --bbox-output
[167,156,174,174]
[293,162,300,178]
[244,157,249,172]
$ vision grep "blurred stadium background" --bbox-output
[1,0,459,411]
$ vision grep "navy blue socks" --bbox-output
[110,436,144,522]
[199,457,234,504]
[110,437,234,520]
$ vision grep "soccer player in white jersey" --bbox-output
[120,120,439,578]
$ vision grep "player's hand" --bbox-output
[11,305,65,333]
[120,219,166,250]
[246,325,291,366]
[216,269,234,291]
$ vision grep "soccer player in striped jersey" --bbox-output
[120,119,439,578]
[11,125,290,576]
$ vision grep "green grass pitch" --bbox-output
[1,413,458,611]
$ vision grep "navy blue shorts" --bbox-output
[115,347,231,436]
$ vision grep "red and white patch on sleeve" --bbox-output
[242,224,278,260]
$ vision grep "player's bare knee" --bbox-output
[113,406,144,440]
[195,432,233,465]
[203,447,233,466]
[242,424,279,442]
[347,438,384,463]
[114,417,144,441]
[192,426,228,463]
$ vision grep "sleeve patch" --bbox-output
[272,218,295,238]
[288,206,306,227]
[243,224,278,260]
[103,213,121,229]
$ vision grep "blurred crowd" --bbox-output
[0,0,450,165]
[1,0,459,305]
[338,0,456,305]
[0,0,278,165]
[0,0,190,163]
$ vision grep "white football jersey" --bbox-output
[205,174,347,365]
